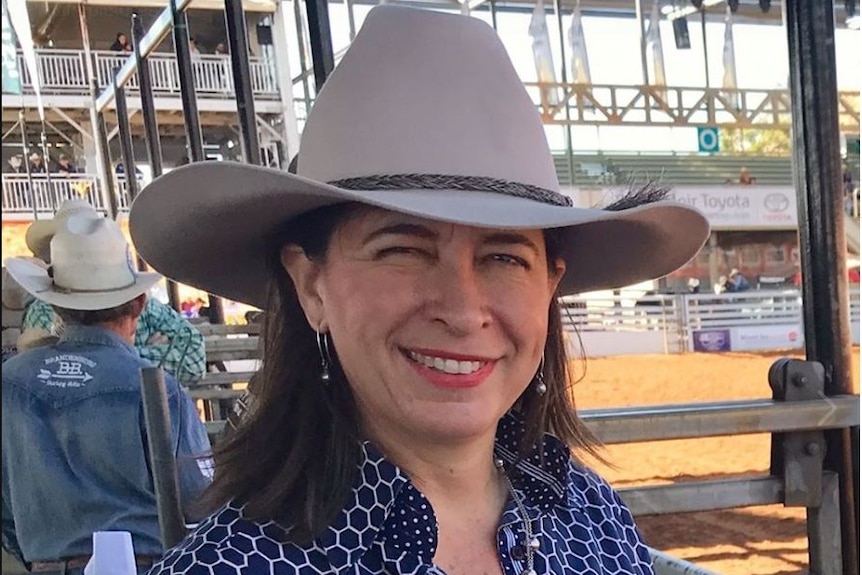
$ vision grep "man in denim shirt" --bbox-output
[2,213,212,573]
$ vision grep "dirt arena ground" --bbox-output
[575,348,860,575]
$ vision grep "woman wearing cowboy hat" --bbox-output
[132,7,708,574]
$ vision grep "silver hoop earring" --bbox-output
[534,354,547,396]
[316,331,332,385]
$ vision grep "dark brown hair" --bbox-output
[199,202,604,543]
[53,299,139,326]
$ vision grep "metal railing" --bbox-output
[13,49,279,100]
[2,173,131,215]
[559,289,860,354]
[523,82,861,131]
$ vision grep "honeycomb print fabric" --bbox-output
[149,413,654,574]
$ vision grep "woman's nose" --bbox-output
[423,255,492,335]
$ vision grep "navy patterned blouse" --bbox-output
[149,414,654,574]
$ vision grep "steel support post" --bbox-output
[133,13,181,310]
[140,368,187,548]
[224,0,261,164]
[171,0,205,163]
[785,2,857,572]
[95,110,119,220]
[113,71,148,271]
[171,0,225,323]
[304,0,335,90]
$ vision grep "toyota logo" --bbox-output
[764,193,790,213]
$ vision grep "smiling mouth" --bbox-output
[405,349,488,375]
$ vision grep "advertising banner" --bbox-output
[692,329,732,352]
[573,186,798,230]
[729,324,803,352]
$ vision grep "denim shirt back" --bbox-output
[1,325,212,563]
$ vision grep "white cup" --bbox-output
[83,531,137,575]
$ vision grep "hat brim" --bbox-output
[5,258,161,311]
[130,163,709,308]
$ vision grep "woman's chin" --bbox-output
[404,402,506,443]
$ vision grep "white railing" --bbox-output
[560,289,860,355]
[560,293,682,333]
[2,173,131,215]
[14,49,279,99]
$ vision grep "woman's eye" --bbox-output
[490,253,530,268]
[376,246,431,259]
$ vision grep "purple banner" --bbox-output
[693,329,732,352]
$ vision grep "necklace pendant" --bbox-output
[520,569,537,575]
[528,537,540,550]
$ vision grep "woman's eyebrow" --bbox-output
[482,232,541,256]
[361,223,439,245]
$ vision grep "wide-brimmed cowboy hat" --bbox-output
[7,213,161,311]
[25,199,98,263]
[130,6,709,309]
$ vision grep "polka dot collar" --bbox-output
[315,411,574,572]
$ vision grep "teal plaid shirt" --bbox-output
[22,297,206,384]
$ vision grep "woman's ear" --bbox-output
[548,258,566,296]
[281,245,327,330]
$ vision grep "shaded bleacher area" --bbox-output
[553,153,861,187]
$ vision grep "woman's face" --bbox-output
[284,207,564,447]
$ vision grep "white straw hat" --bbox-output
[129,6,709,308]
[7,213,161,311]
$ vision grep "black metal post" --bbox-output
[171,0,204,163]
[113,68,139,206]
[133,13,181,311]
[132,14,164,178]
[785,2,857,574]
[113,68,148,271]
[304,0,335,91]
[95,109,119,220]
[224,0,261,165]
[171,0,225,325]
[140,367,187,548]
[489,0,498,31]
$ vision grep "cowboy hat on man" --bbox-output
[10,212,160,311]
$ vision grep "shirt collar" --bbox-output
[317,410,573,573]
[59,324,138,356]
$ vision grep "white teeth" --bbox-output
[407,351,484,375]
[458,361,477,374]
